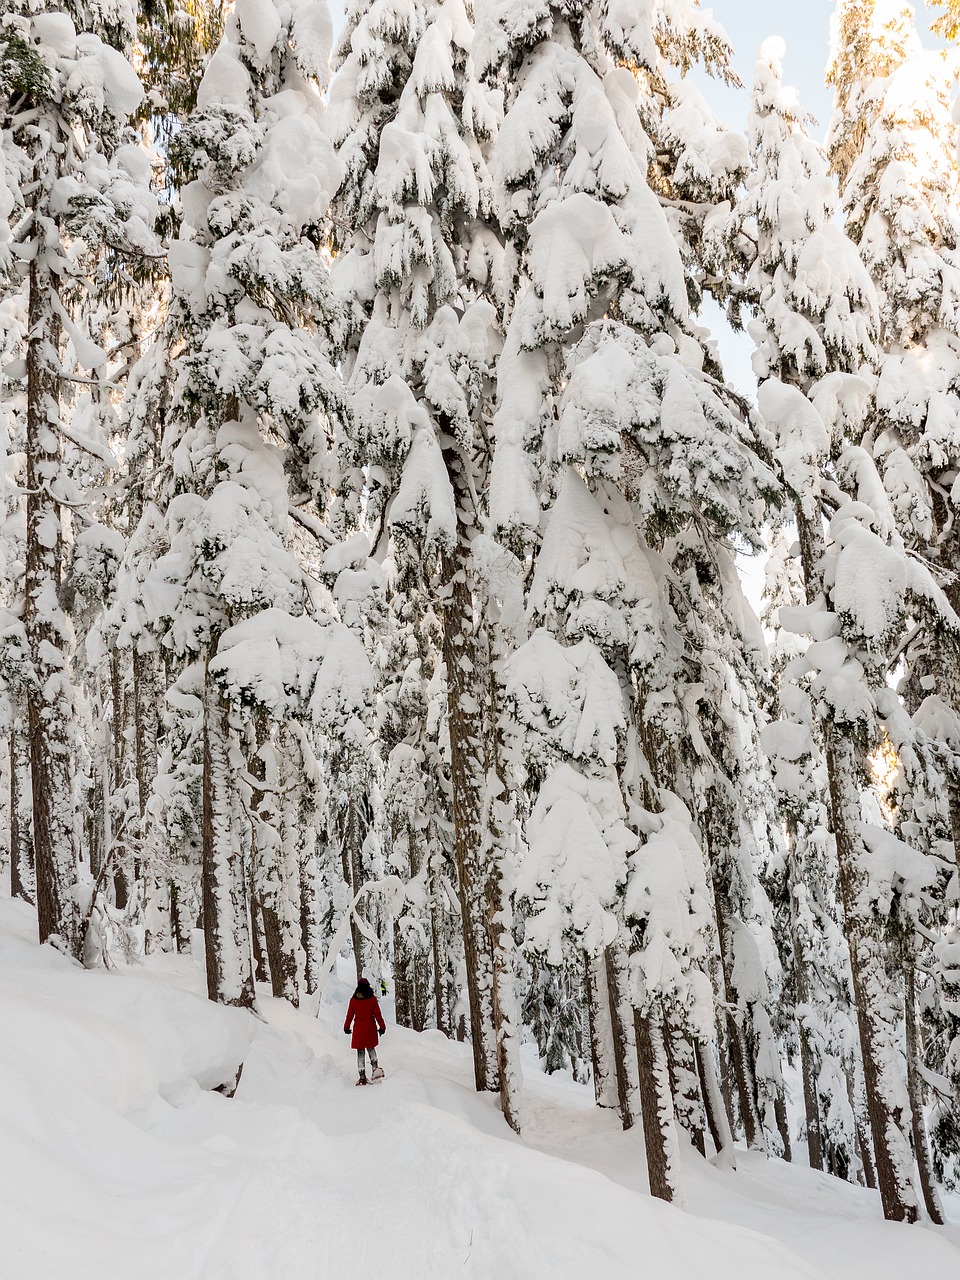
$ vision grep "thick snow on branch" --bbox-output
[505,628,626,769]
[519,762,633,965]
[858,821,937,919]
[625,795,714,1029]
[389,427,458,549]
[210,608,372,724]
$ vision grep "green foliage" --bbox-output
[521,959,587,1078]
[170,105,261,185]
[137,0,225,120]
[0,29,52,102]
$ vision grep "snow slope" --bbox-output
[2,895,957,1280]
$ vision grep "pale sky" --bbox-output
[698,0,836,137]
[702,0,946,141]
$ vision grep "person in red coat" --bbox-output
[344,976,386,1084]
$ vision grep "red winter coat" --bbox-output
[344,994,385,1049]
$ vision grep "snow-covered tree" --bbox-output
[1,2,159,957]
[0,273,33,907]
[376,567,457,1033]
[826,1,960,1218]
[744,36,959,1222]
[329,0,524,1131]
[123,0,348,1009]
[477,0,781,1199]
[761,532,868,1180]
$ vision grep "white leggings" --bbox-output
[357,1047,379,1072]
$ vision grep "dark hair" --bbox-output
[354,977,374,999]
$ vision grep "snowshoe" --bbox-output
[371,1066,385,1082]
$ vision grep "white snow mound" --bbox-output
[1,897,957,1279]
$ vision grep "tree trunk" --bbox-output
[392,820,429,1030]
[585,950,620,1109]
[430,880,450,1037]
[798,1027,824,1169]
[134,650,161,944]
[795,508,919,1222]
[714,1013,737,1137]
[25,158,80,959]
[339,789,369,982]
[394,911,429,1030]
[696,1039,737,1168]
[393,916,412,1029]
[249,725,299,1007]
[948,782,960,880]
[636,1009,684,1203]
[774,1093,793,1164]
[604,937,641,1129]
[109,650,132,910]
[712,887,763,1148]
[250,889,269,984]
[300,841,321,997]
[856,1116,877,1190]
[10,726,35,904]
[411,948,429,1032]
[261,899,299,1006]
[788,826,824,1171]
[666,1021,707,1156]
[825,731,918,1221]
[132,650,158,817]
[483,619,524,1134]
[439,535,498,1092]
[201,677,255,1008]
[485,831,522,1132]
[488,876,522,1132]
[86,764,104,884]
[170,880,190,953]
[904,958,944,1223]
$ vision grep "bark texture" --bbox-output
[636,1010,683,1203]
[439,533,498,1093]
[201,679,255,1008]
[10,726,35,904]
[24,144,80,959]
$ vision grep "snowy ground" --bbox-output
[2,896,958,1280]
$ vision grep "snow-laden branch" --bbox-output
[311,876,404,1008]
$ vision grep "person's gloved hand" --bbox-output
[343,1028,350,1035]
[379,1027,386,1035]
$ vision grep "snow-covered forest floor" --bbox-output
[3,895,958,1280]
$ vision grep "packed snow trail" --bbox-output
[1,897,957,1280]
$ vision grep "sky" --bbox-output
[695,0,836,138]
[700,0,946,139]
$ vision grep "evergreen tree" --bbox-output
[827,0,960,1215]
[0,258,33,907]
[377,569,456,1033]
[123,0,347,1007]
[329,0,523,1130]
[1,3,159,957]
[478,0,780,1199]
[745,37,957,1221]
[761,532,863,1178]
